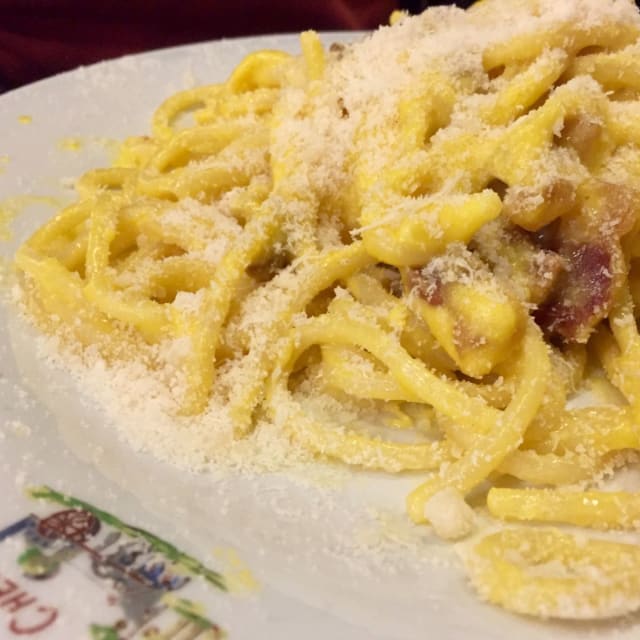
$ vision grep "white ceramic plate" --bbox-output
[0,35,638,640]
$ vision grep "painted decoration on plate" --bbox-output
[0,486,226,639]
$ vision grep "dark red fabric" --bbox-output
[0,1,398,89]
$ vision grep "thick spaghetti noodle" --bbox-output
[14,0,640,620]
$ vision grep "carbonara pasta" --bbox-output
[14,0,640,621]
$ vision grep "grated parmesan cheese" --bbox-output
[424,487,476,541]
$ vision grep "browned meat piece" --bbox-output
[534,180,636,342]
[534,242,613,343]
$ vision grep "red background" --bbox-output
[0,0,398,90]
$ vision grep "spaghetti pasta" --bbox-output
[14,0,640,622]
